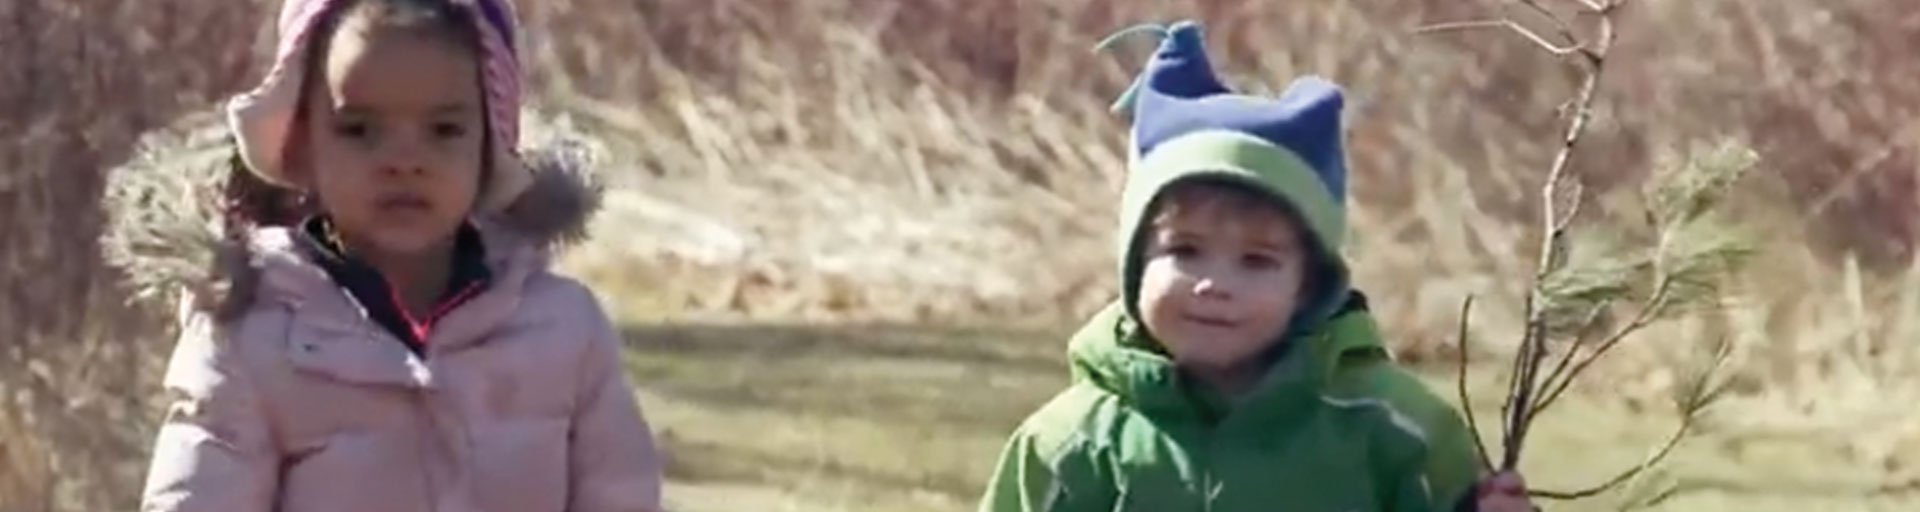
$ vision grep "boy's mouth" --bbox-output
[1183,313,1239,329]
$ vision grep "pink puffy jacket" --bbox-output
[137,164,664,512]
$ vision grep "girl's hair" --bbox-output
[218,0,490,237]
[311,0,484,60]
[220,150,309,233]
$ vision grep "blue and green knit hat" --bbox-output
[1106,20,1354,334]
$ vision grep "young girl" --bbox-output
[136,0,664,510]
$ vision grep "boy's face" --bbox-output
[1136,182,1309,379]
[293,16,484,257]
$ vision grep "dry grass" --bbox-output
[4,0,1919,510]
[627,325,1918,512]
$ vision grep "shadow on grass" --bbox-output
[620,321,1076,504]
[621,323,1071,433]
[1660,474,1920,502]
[621,322,1068,375]
[661,435,984,503]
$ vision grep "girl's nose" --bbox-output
[377,139,430,176]
[379,162,427,176]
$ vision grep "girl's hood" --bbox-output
[102,108,608,318]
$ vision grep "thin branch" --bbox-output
[1454,296,1495,472]
[1532,278,1672,419]
[1532,302,1609,412]
[1530,412,1694,500]
[1631,483,1687,510]
[1501,0,1628,471]
[1506,32,1604,472]
[1444,0,1674,488]
[1507,19,1585,56]
[1501,320,1553,469]
[1804,120,1920,219]
[1551,177,1586,235]
[1512,0,1578,47]
[1500,295,1538,467]
[1414,20,1508,33]
[1414,18,1583,55]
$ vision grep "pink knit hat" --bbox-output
[226,0,531,211]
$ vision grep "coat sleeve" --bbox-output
[567,291,666,512]
[1353,361,1485,509]
[140,310,280,511]
[1409,387,1484,510]
[1378,415,1464,512]
[977,415,1114,512]
[1388,469,1437,512]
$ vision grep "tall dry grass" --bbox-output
[3,0,1918,509]
[2,2,266,510]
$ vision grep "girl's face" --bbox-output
[294,14,484,256]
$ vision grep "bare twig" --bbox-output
[1413,20,1508,33]
[1455,296,1495,472]
[1501,319,1551,469]
[1512,0,1578,47]
[1414,18,1582,55]
[1532,302,1610,411]
[1534,333,1728,501]
[1528,414,1689,500]
[1551,177,1586,235]
[1803,120,1920,219]
[1423,3,1735,499]
[1503,0,1622,470]
[1532,277,1671,419]
[1629,483,1687,510]
[1424,0,1628,473]
[1499,295,1537,460]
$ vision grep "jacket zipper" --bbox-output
[412,389,442,511]
[1194,415,1224,512]
[406,328,447,511]
[1202,433,1223,512]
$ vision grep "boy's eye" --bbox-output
[1163,243,1200,258]
[431,121,469,139]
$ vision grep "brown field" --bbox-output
[3,0,1918,510]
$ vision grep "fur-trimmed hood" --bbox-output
[102,108,607,318]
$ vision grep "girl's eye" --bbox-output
[1242,253,1282,270]
[332,120,371,140]
[1164,243,1200,259]
[431,122,468,139]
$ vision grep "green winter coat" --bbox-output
[979,37,1482,510]
[978,302,1481,512]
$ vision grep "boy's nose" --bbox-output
[1191,276,1232,299]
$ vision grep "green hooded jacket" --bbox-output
[978,24,1482,508]
[977,301,1482,512]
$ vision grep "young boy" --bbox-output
[978,20,1531,512]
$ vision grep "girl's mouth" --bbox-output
[375,193,432,213]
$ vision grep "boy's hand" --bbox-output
[1474,472,1536,512]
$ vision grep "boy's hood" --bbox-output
[1111,20,1354,338]
[102,109,605,318]
[1065,296,1388,422]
